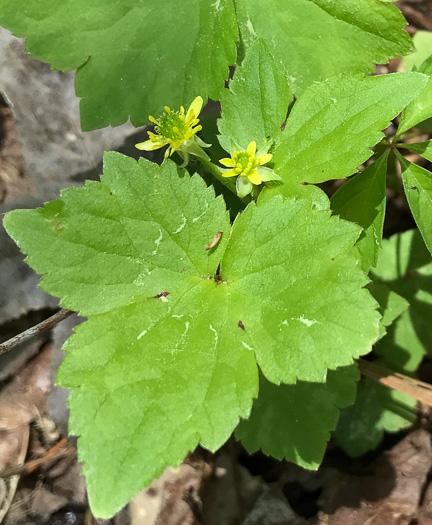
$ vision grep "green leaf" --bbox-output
[4,153,381,516]
[398,55,432,136]
[5,154,231,316]
[218,40,292,153]
[335,233,421,459]
[0,0,237,130]
[62,281,258,518]
[221,198,380,384]
[372,230,432,373]
[366,282,409,339]
[331,154,388,273]
[261,73,427,202]
[396,153,432,255]
[236,366,359,469]
[5,154,252,518]
[235,0,413,96]
[416,118,432,132]
[335,378,417,457]
[399,140,432,163]
[257,180,330,210]
[402,31,432,72]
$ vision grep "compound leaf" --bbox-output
[331,153,388,273]
[0,0,237,130]
[235,0,413,96]
[236,365,359,469]
[4,152,382,517]
[261,73,427,202]
[218,40,292,153]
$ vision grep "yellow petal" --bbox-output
[148,115,158,124]
[135,140,163,151]
[247,141,257,155]
[258,153,272,165]
[222,169,238,178]
[220,158,235,167]
[248,170,262,185]
[186,96,203,120]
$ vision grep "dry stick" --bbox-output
[358,358,432,407]
[0,439,73,478]
[0,308,74,357]
[26,438,68,474]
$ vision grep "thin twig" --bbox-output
[0,308,74,357]
[0,439,73,478]
[358,358,432,407]
[26,438,68,474]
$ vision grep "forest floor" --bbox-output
[1,1,432,524]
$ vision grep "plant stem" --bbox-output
[0,308,74,356]
[199,157,252,204]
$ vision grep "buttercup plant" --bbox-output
[135,96,210,167]
[1,0,432,519]
[220,141,280,197]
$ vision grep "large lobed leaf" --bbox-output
[221,196,380,384]
[4,153,380,517]
[0,0,415,131]
[0,0,237,130]
[235,0,413,96]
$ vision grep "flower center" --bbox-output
[232,150,257,176]
[156,112,187,141]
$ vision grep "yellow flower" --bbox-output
[219,141,280,198]
[135,96,210,166]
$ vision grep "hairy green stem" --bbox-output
[199,157,252,204]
